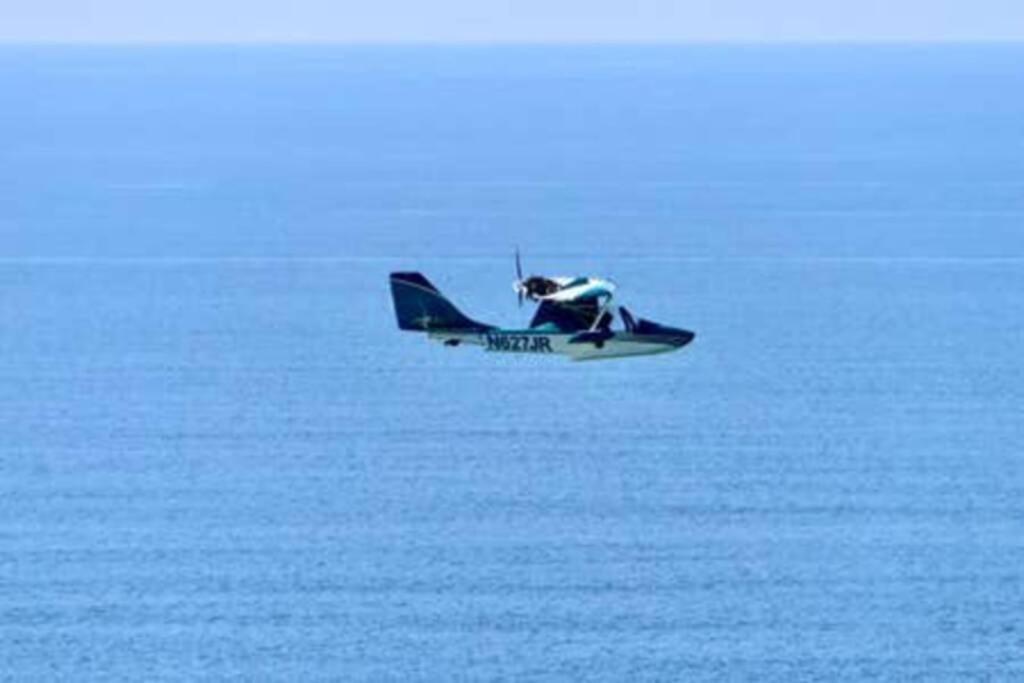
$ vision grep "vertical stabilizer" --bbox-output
[389,272,493,332]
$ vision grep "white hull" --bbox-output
[429,330,681,361]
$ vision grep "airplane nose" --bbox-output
[673,330,696,347]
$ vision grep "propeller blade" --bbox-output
[515,247,523,281]
[518,289,523,308]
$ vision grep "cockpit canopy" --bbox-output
[530,299,605,332]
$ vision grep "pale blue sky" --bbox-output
[3,0,1022,43]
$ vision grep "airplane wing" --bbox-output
[541,278,616,303]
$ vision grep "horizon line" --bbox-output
[2,38,1024,47]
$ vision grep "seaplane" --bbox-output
[389,252,695,361]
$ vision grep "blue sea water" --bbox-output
[1,45,1023,680]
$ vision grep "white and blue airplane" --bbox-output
[389,253,695,361]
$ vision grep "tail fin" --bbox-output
[389,272,493,332]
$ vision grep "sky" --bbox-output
[2,0,1022,43]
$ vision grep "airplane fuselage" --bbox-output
[431,328,693,361]
[390,271,695,362]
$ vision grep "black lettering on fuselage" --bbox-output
[484,333,553,354]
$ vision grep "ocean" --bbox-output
[1,44,1023,680]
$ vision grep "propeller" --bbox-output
[515,247,524,307]
[514,248,559,305]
